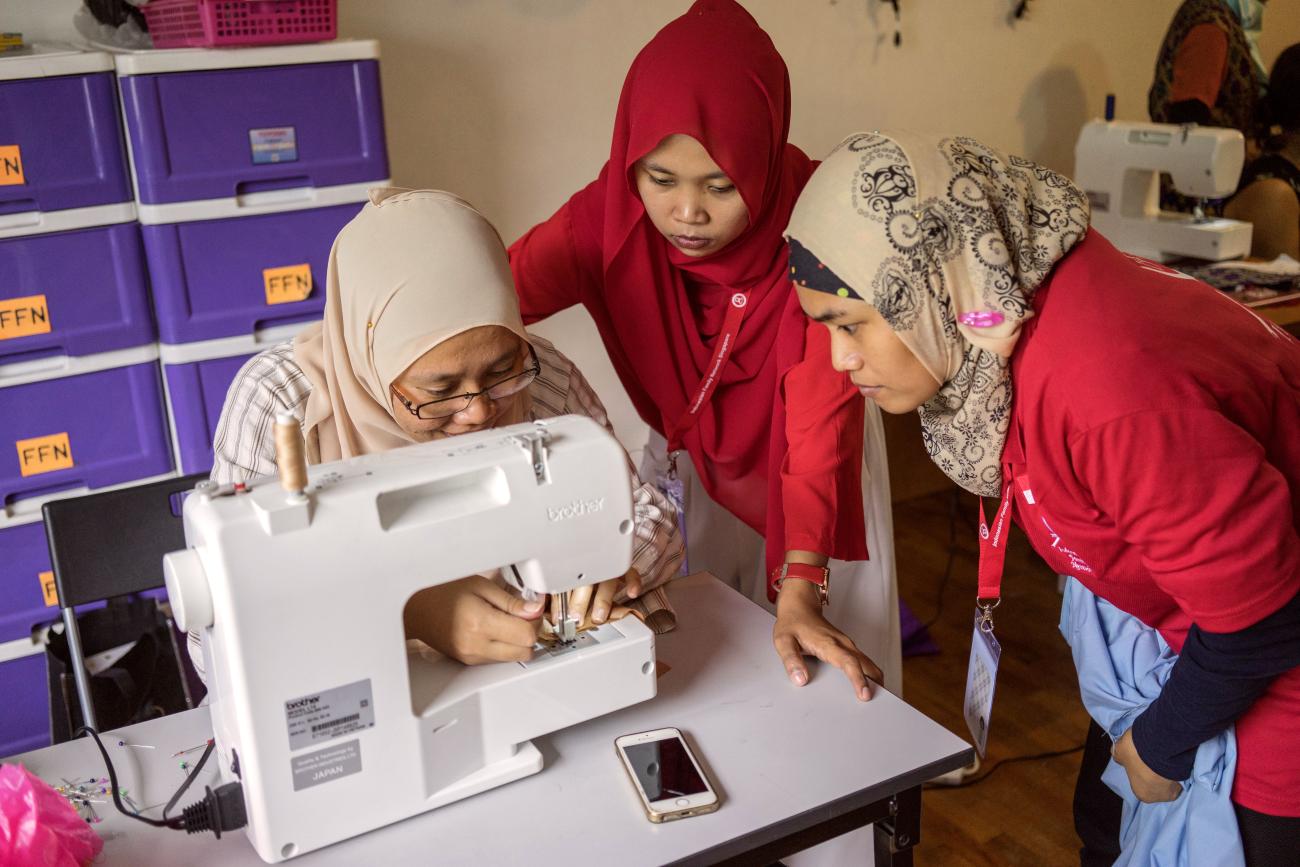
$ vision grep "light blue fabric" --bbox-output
[1059,577,1244,867]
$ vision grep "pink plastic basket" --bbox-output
[143,0,337,49]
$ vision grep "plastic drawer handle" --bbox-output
[0,355,73,385]
[0,211,42,231]
[234,177,315,209]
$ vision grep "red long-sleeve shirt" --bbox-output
[509,197,867,578]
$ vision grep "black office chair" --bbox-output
[41,472,210,735]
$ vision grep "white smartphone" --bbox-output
[614,727,720,823]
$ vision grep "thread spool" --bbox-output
[274,412,309,497]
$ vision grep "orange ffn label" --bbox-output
[263,263,313,305]
[0,294,52,340]
[0,145,24,186]
[15,432,74,478]
[39,571,58,607]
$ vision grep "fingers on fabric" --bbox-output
[591,579,619,624]
[622,568,643,600]
[448,579,537,663]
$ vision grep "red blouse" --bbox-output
[509,199,867,592]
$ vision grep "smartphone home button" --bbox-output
[675,798,690,807]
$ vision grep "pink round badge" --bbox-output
[959,309,1005,328]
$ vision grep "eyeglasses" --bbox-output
[392,350,541,420]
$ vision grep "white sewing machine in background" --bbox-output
[1074,120,1252,262]
[162,414,656,863]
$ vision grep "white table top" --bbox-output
[10,575,972,865]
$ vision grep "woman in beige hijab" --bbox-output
[206,188,682,671]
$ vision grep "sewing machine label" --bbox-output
[285,678,375,751]
[291,739,362,791]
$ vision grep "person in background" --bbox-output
[200,188,682,679]
[508,0,901,705]
[1150,0,1267,136]
[1150,0,1270,217]
[1226,44,1300,260]
[786,130,1300,866]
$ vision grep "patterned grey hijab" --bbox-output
[786,131,1089,496]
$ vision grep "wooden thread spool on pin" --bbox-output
[274,411,308,498]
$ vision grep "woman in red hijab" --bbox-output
[509,0,901,704]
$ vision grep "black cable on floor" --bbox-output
[928,743,1086,790]
[922,488,966,630]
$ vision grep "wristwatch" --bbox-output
[772,562,831,605]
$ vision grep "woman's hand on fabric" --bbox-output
[568,569,644,626]
[406,576,545,665]
[1112,728,1182,804]
[773,580,883,701]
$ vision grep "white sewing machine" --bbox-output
[162,415,657,862]
[1074,119,1252,262]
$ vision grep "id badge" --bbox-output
[963,609,1002,757]
[655,473,689,576]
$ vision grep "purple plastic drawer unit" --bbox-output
[0,346,174,524]
[0,519,59,644]
[142,200,359,343]
[0,219,154,365]
[0,48,132,222]
[0,653,50,758]
[115,41,388,211]
[160,325,305,473]
[163,352,252,474]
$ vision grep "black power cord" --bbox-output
[75,726,247,837]
[921,488,979,631]
[928,743,1086,790]
[163,738,215,821]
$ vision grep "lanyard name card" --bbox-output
[964,476,1015,757]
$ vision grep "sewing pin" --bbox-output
[171,739,212,758]
[117,740,155,749]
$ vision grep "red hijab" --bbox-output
[568,0,844,566]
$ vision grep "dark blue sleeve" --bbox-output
[1130,587,1300,781]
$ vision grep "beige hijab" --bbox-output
[786,131,1089,496]
[293,188,529,462]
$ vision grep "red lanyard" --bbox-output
[665,291,749,454]
[977,476,1015,604]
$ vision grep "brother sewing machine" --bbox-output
[1074,119,1252,262]
[162,414,657,862]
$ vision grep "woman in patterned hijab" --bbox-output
[787,131,1300,864]
[784,131,1088,497]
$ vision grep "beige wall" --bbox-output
[337,0,1300,454]
[11,0,1299,452]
